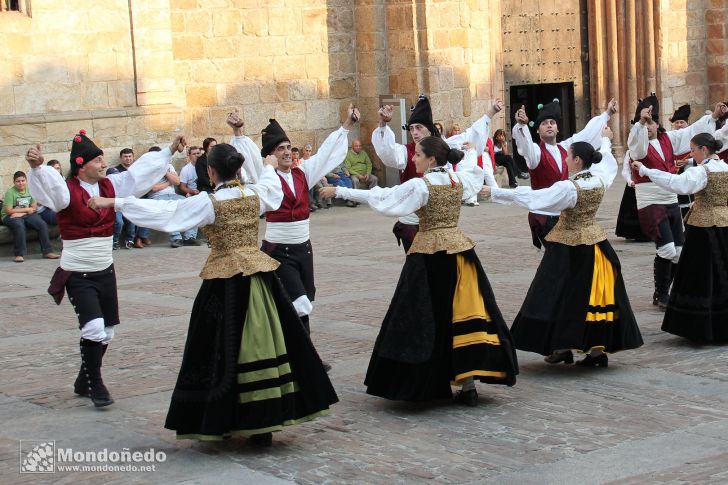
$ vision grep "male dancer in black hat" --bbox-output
[373,95,503,252]
[26,131,184,407]
[628,96,726,309]
[512,98,618,249]
[228,107,359,370]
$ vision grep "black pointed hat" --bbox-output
[669,104,690,123]
[632,94,659,124]
[405,95,439,137]
[261,119,290,157]
[535,99,562,126]
[69,129,103,173]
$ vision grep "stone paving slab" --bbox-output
[1,183,727,484]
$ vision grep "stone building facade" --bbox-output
[0,0,725,192]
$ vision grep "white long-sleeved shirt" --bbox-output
[714,122,728,155]
[28,147,173,271]
[114,164,283,233]
[626,114,715,208]
[371,113,494,223]
[512,111,610,173]
[333,154,481,218]
[637,156,728,195]
[621,152,633,185]
[253,127,350,244]
[490,137,617,213]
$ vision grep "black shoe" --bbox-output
[249,432,273,447]
[112,241,120,250]
[183,237,202,246]
[322,361,332,373]
[79,341,114,407]
[517,172,530,179]
[575,353,608,368]
[454,389,478,407]
[544,350,574,364]
[170,239,183,248]
[509,183,519,188]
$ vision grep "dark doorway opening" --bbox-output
[509,82,576,172]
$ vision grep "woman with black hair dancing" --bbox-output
[89,143,337,445]
[482,127,643,367]
[322,136,518,406]
[632,133,728,343]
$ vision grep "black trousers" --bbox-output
[65,265,120,328]
[260,240,315,304]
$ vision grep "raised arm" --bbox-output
[227,109,264,183]
[560,99,616,150]
[621,152,634,185]
[627,118,650,161]
[590,134,618,190]
[372,104,409,170]
[511,105,541,170]
[666,109,721,155]
[25,144,70,211]
[446,99,503,156]
[110,135,185,198]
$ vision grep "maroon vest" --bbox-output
[632,132,676,184]
[265,168,310,223]
[56,177,116,240]
[719,150,728,163]
[401,142,424,183]
[529,141,569,189]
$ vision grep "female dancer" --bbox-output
[482,128,643,367]
[632,133,728,342]
[89,143,337,445]
[321,136,518,406]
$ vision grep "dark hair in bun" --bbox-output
[207,143,245,181]
[570,141,602,168]
[418,136,465,167]
[691,133,723,154]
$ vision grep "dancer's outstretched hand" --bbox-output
[515,105,528,125]
[170,134,187,153]
[26,144,44,168]
[639,106,653,125]
[631,160,644,172]
[319,186,337,199]
[487,98,505,118]
[343,104,360,129]
[378,105,393,126]
[479,186,492,198]
[713,102,728,120]
[607,98,618,116]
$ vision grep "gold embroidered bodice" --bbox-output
[685,165,728,228]
[408,177,476,255]
[199,193,279,279]
[545,180,607,246]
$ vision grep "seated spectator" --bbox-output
[326,163,353,189]
[448,123,461,138]
[107,148,142,249]
[36,160,62,226]
[492,129,522,188]
[299,143,325,211]
[145,148,200,247]
[2,171,59,262]
[343,139,378,207]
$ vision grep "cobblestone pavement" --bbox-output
[1,184,727,484]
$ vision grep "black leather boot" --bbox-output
[74,344,107,396]
[654,256,672,311]
[79,340,114,407]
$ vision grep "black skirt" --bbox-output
[616,185,650,241]
[510,241,643,356]
[364,249,518,402]
[165,271,337,439]
[662,225,728,342]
